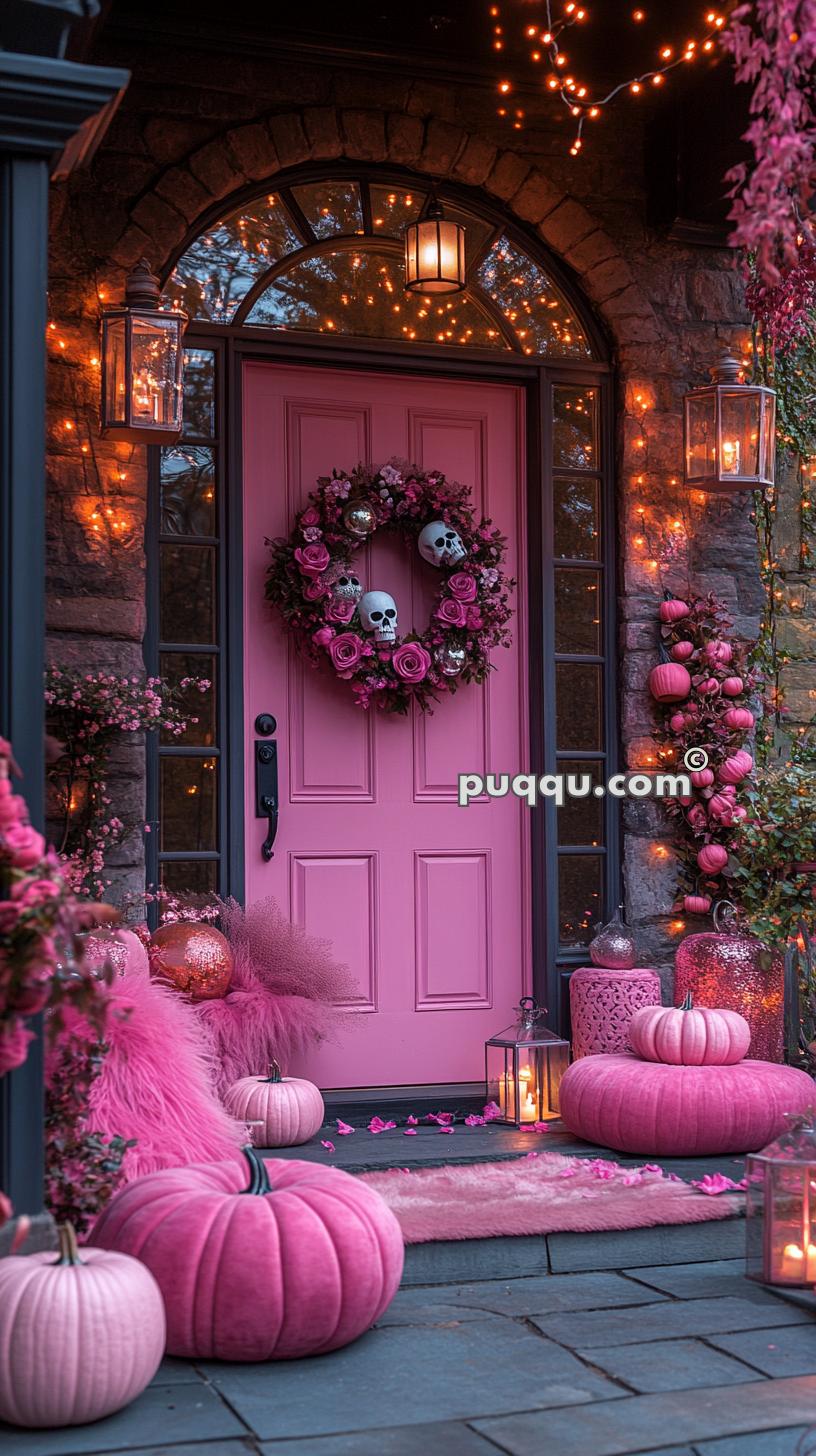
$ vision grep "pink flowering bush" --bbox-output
[45,668,209,896]
[651,594,759,911]
[265,459,514,714]
[721,1,816,288]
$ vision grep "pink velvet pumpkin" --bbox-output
[648,663,692,703]
[224,1061,324,1146]
[697,843,729,874]
[629,993,751,1065]
[559,1054,814,1156]
[0,1223,165,1428]
[89,1147,404,1361]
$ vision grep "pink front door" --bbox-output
[243,361,529,1089]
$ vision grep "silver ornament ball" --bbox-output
[343,500,377,538]
[434,643,467,678]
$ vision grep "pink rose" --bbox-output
[303,579,328,601]
[392,642,431,683]
[294,543,330,578]
[329,632,364,675]
[300,506,320,527]
[325,597,355,625]
[2,823,45,870]
[313,626,335,648]
[435,598,468,628]
[0,1019,34,1076]
[448,572,478,603]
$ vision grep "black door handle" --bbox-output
[255,737,279,860]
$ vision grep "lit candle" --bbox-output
[722,438,740,474]
[777,1241,816,1282]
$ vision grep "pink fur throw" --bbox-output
[193,897,356,1095]
[47,969,244,1181]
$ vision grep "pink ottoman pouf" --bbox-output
[569,967,662,1059]
[559,1054,815,1157]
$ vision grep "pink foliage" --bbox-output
[721,1,816,286]
[47,968,244,1183]
[192,897,356,1095]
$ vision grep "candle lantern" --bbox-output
[746,1114,816,1287]
[100,259,187,444]
[485,996,570,1127]
[683,351,775,493]
[404,196,466,296]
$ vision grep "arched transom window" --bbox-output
[168,176,596,359]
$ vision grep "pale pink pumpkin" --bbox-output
[719,750,753,784]
[559,1054,814,1156]
[648,663,691,702]
[629,994,751,1065]
[89,1147,404,1361]
[0,1223,165,1428]
[671,641,695,661]
[721,676,744,697]
[224,1060,324,1146]
[723,706,754,730]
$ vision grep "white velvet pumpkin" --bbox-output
[224,1061,325,1146]
[0,1223,165,1428]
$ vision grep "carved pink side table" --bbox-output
[569,967,662,1060]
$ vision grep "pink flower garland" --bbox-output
[265,460,514,714]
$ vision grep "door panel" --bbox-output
[243,361,529,1088]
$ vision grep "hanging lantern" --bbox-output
[683,351,775,493]
[485,997,570,1127]
[746,1115,816,1287]
[404,197,466,296]
[100,259,187,444]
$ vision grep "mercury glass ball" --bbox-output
[343,501,377,538]
[434,643,467,677]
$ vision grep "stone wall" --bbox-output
[45,33,764,980]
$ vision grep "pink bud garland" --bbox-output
[265,460,515,715]
[649,593,758,911]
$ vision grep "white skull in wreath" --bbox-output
[418,521,467,567]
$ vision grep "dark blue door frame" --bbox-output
[0,48,128,1216]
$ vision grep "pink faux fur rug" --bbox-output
[359,1153,742,1243]
[48,969,245,1180]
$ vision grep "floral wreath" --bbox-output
[265,460,514,713]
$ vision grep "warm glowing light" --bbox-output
[499,80,511,93]
[632,9,645,19]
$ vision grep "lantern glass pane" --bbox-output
[103,315,127,425]
[761,391,776,483]
[685,391,716,480]
[130,315,183,432]
[719,390,760,478]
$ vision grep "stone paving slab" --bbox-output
[706,1323,816,1379]
[379,1271,667,1325]
[695,1427,815,1454]
[473,1375,816,1455]
[622,1260,776,1303]
[402,1233,550,1286]
[259,1421,503,1453]
[534,1295,813,1350]
[0,1386,247,1456]
[575,1337,762,1393]
[80,1446,253,1456]
[200,1319,623,1440]
[548,1219,744,1274]
[149,1360,209,1386]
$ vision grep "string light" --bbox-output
[490,2,727,153]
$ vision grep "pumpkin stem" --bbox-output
[262,1060,282,1083]
[240,1144,273,1196]
[55,1223,84,1266]
[679,991,694,1011]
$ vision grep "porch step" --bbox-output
[402,1215,745,1286]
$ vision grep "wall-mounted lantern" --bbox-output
[100,259,187,444]
[404,197,466,296]
[683,350,775,493]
